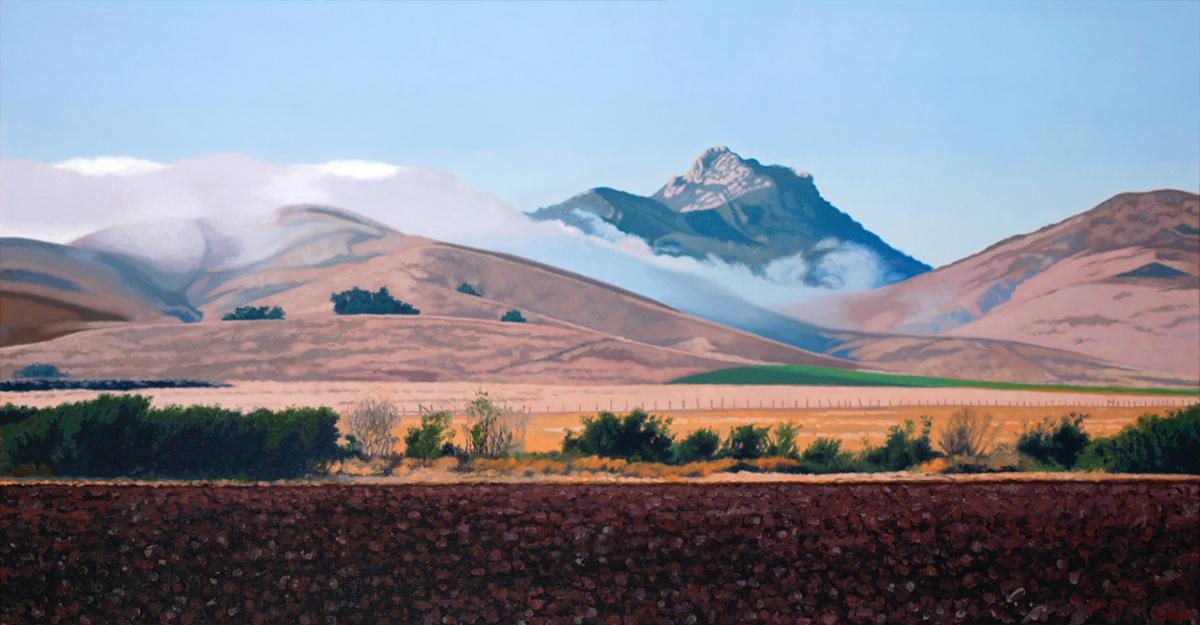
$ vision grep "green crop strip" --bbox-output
[670,364,1200,396]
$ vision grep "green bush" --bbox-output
[331,287,420,315]
[673,427,721,463]
[12,363,66,379]
[151,403,266,477]
[404,411,454,461]
[767,422,802,459]
[0,403,40,427]
[1017,413,1090,469]
[720,424,771,460]
[462,391,524,458]
[861,417,938,471]
[799,437,857,474]
[0,395,342,479]
[500,309,527,323]
[561,409,673,463]
[222,305,285,321]
[456,282,483,297]
[1076,405,1199,474]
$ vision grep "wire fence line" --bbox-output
[395,396,1199,416]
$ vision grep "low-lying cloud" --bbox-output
[52,156,167,176]
[305,160,406,181]
[1,155,869,320]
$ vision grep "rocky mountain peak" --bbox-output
[529,146,930,287]
[653,146,775,213]
[686,145,739,178]
[652,146,815,213]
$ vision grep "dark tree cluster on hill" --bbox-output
[456,282,483,297]
[222,305,285,321]
[11,363,66,380]
[500,309,527,323]
[0,379,224,392]
[330,287,420,315]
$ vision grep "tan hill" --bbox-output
[173,206,851,368]
[808,190,1200,377]
[0,238,191,345]
[823,331,1192,389]
[3,203,1195,387]
[0,316,780,384]
[0,205,853,383]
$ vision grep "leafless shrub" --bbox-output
[343,392,400,458]
[462,390,528,458]
[938,408,998,458]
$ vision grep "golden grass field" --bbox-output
[3,381,1195,453]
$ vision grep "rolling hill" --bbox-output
[0,238,195,345]
[807,190,1200,377]
[0,316,781,384]
[2,201,1195,388]
[0,205,854,383]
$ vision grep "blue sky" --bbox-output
[2,0,1197,266]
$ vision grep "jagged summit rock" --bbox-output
[529,146,928,289]
[654,146,789,213]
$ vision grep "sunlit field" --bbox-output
[4,381,1194,453]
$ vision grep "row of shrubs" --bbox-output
[219,286,527,323]
[4,392,1195,479]
[559,409,938,473]
[342,391,529,462]
[0,379,226,393]
[559,405,1200,474]
[0,395,343,480]
[360,402,1199,476]
[6,364,225,392]
[1017,407,1200,474]
[342,398,940,474]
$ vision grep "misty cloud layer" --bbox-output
[0,156,869,319]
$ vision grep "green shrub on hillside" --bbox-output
[500,309,527,323]
[1076,405,1199,474]
[456,282,483,297]
[12,363,66,379]
[222,305,285,321]
[1017,413,1090,470]
[0,395,342,479]
[562,409,674,463]
[331,287,420,315]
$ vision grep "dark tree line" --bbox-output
[331,287,420,315]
